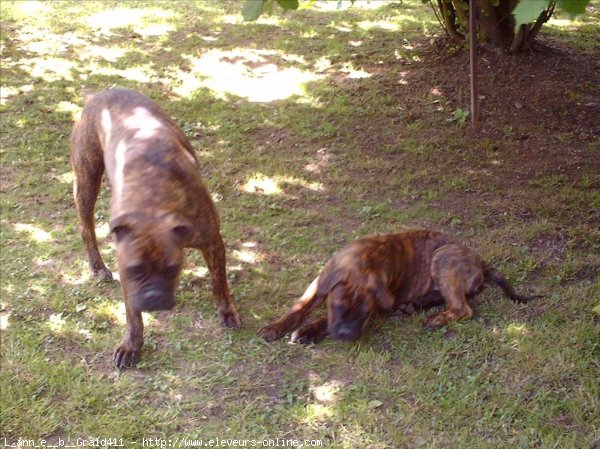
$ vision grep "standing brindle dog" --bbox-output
[71,89,241,368]
[258,230,533,344]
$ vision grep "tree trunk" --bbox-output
[436,0,464,43]
[476,0,502,47]
[429,0,556,53]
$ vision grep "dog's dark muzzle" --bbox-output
[328,320,363,342]
[132,280,176,312]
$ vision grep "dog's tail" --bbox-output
[483,266,534,304]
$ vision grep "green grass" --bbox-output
[1,0,599,447]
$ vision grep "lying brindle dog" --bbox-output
[258,230,533,344]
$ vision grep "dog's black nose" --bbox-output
[140,289,175,311]
[329,324,361,342]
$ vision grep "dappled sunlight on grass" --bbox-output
[84,7,177,36]
[226,241,265,273]
[0,86,18,105]
[301,403,334,421]
[543,8,599,52]
[14,223,52,243]
[242,173,282,195]
[166,67,203,99]
[17,30,87,56]
[27,283,46,296]
[233,248,263,265]
[304,147,331,174]
[95,302,127,326]
[61,260,114,285]
[333,24,353,33]
[314,0,394,12]
[1,4,180,105]
[17,57,78,82]
[175,49,323,102]
[504,322,529,339]
[314,56,332,72]
[2,1,53,24]
[33,257,57,271]
[92,300,155,327]
[241,172,324,196]
[547,16,594,28]
[357,20,400,31]
[61,269,95,287]
[548,19,580,27]
[0,84,33,106]
[221,14,246,25]
[96,223,110,240]
[87,63,157,84]
[57,172,75,184]
[1,300,11,330]
[80,45,128,63]
[55,101,81,121]
[398,71,408,86]
[300,29,319,38]
[41,300,154,341]
[0,313,9,331]
[182,266,209,279]
[340,62,372,79]
[224,9,298,26]
[281,175,324,192]
[309,379,344,405]
[490,322,531,350]
[46,312,67,333]
[198,34,220,42]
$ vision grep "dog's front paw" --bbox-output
[290,329,324,345]
[113,344,141,369]
[290,318,328,345]
[92,266,113,281]
[257,323,286,342]
[423,313,446,331]
[218,306,242,329]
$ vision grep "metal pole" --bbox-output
[469,0,479,131]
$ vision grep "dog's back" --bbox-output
[77,89,195,158]
[73,89,206,218]
[321,230,461,302]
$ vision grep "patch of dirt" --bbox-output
[528,231,570,258]
[331,34,600,230]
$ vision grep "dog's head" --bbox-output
[327,283,377,342]
[110,212,192,312]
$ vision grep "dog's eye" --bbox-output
[127,265,146,281]
[164,265,180,279]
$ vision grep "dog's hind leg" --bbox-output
[71,126,113,281]
[257,277,326,342]
[423,245,482,330]
[201,237,242,329]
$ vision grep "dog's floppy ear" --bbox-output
[315,269,348,297]
[373,280,395,311]
[109,214,134,242]
[172,222,192,242]
[165,213,193,243]
[362,272,394,311]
